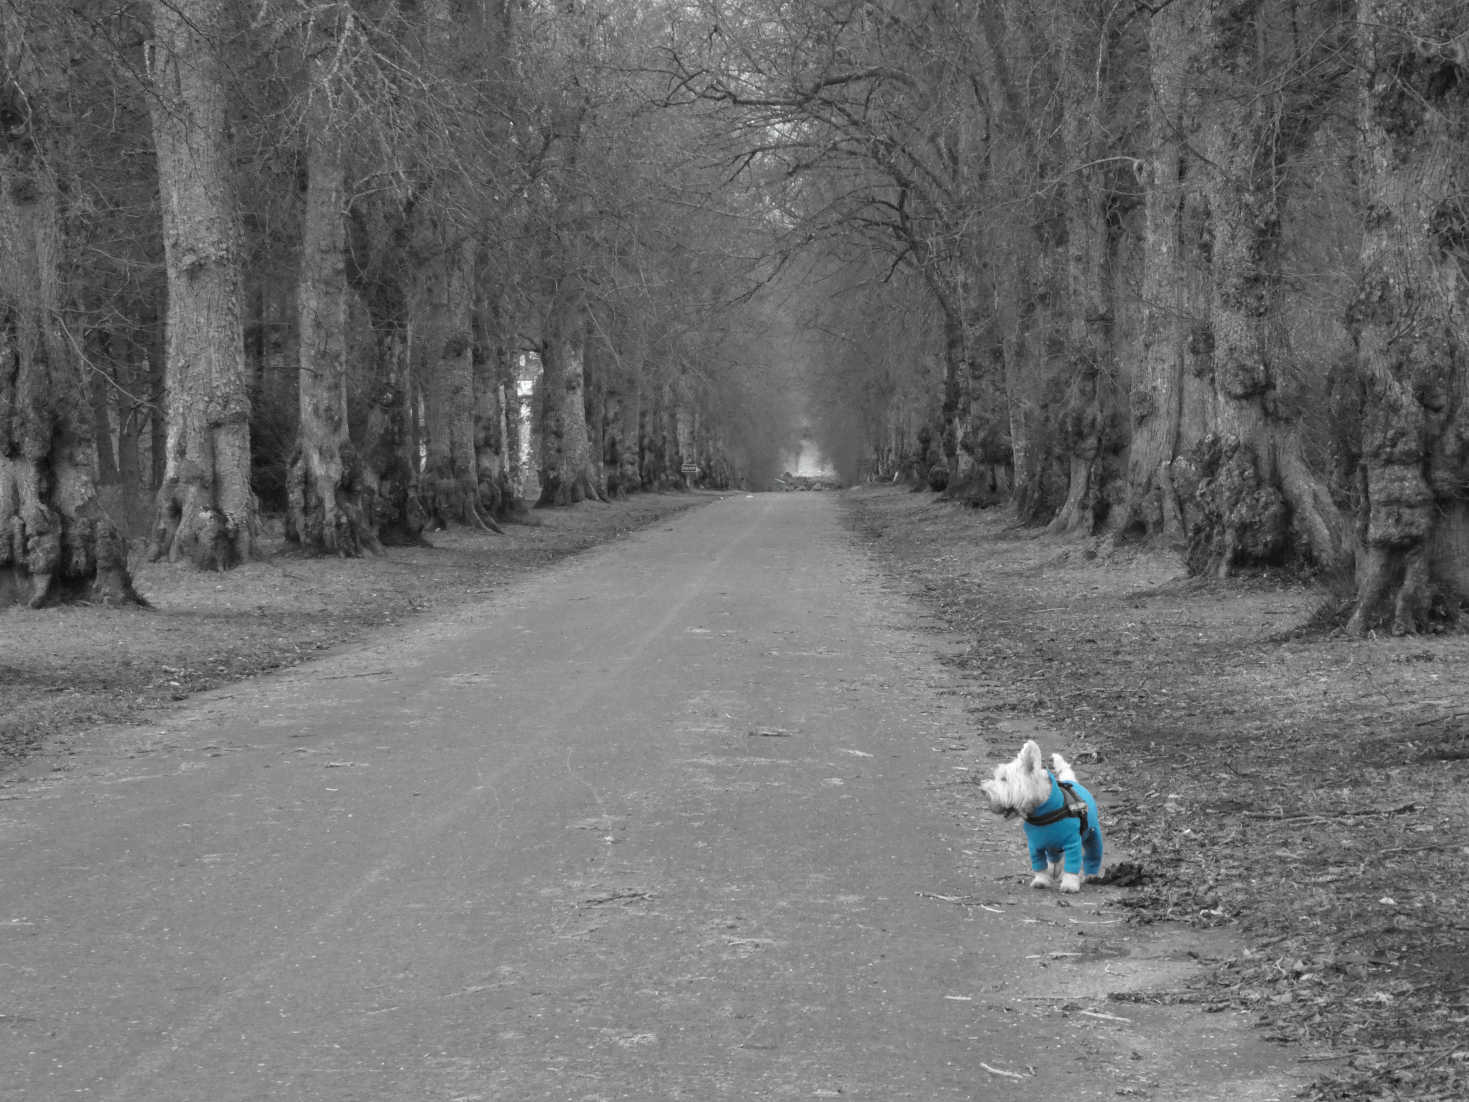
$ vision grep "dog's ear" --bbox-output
[1019,740,1043,773]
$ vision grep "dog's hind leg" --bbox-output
[1082,827,1104,878]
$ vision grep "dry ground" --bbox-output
[840,485,1469,1102]
[4,485,1466,1099]
[0,493,707,767]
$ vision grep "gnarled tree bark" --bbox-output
[537,287,604,505]
[0,9,141,608]
[286,8,381,557]
[1185,0,1347,579]
[1047,0,1121,537]
[1347,1,1469,634]
[146,0,256,569]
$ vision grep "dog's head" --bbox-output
[978,739,1052,818]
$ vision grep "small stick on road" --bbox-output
[979,1062,1031,1080]
[1079,1009,1132,1023]
[915,891,1003,913]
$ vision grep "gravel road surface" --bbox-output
[1,493,1305,1100]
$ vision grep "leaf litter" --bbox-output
[0,496,706,768]
[842,486,1469,1102]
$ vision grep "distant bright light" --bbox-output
[792,441,834,478]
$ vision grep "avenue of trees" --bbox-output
[2,0,1467,637]
[0,0,798,608]
[661,0,1469,634]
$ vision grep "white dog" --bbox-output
[978,740,1103,892]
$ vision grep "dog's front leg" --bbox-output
[1030,859,1058,889]
[1058,871,1082,893]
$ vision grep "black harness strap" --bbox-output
[1025,780,1090,836]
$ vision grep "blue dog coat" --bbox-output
[1022,773,1103,877]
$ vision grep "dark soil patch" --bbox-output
[841,486,1469,1102]
[1,494,708,769]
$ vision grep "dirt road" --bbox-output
[1,493,1305,1100]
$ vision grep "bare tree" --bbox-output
[400,0,512,530]
[1179,0,1350,577]
[1045,0,1126,536]
[537,277,603,504]
[664,1,1001,491]
[1119,0,1202,546]
[146,0,256,568]
[523,0,616,506]
[283,1,382,555]
[0,4,141,606]
[350,200,425,545]
[1347,2,1469,633]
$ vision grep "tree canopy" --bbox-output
[2,0,1467,632]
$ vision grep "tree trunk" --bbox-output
[87,329,120,486]
[536,291,604,506]
[1183,1,1347,577]
[584,331,612,497]
[470,294,513,522]
[361,322,424,546]
[1347,1,1469,634]
[1048,6,1119,537]
[116,328,146,529]
[1206,2,1347,577]
[641,378,679,489]
[502,362,529,503]
[408,0,499,533]
[146,0,256,569]
[602,389,628,498]
[0,12,141,608]
[348,200,425,547]
[928,261,994,495]
[1001,223,1060,522]
[1123,0,1347,577]
[605,356,643,498]
[286,29,380,557]
[936,300,966,490]
[147,307,166,489]
[1119,0,1201,544]
[420,237,487,529]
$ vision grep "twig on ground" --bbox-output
[1079,1009,1132,1023]
[915,891,1003,912]
[1372,844,1455,858]
[1241,802,1419,822]
[579,889,653,907]
[1415,710,1469,727]
[979,1062,1031,1080]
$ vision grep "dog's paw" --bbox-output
[1029,872,1053,890]
[1059,872,1082,893]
